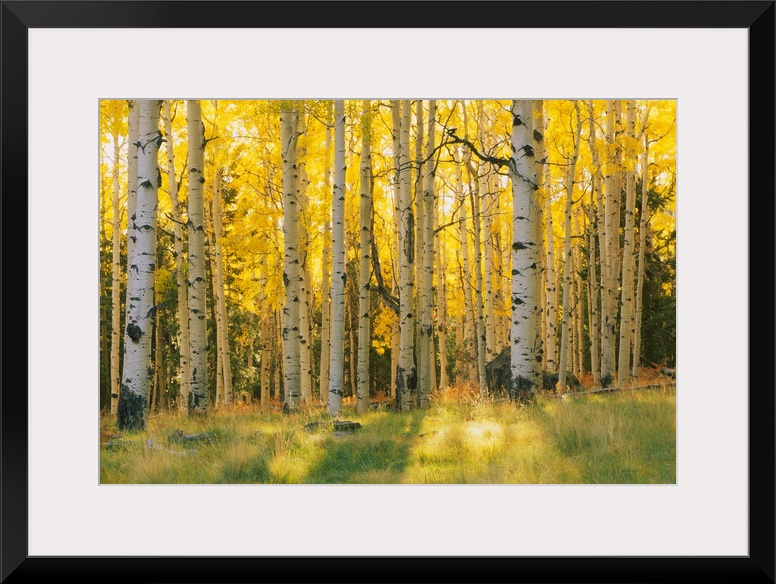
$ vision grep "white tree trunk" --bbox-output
[479,103,497,365]
[125,101,139,271]
[162,101,191,412]
[118,99,161,430]
[509,100,542,399]
[396,99,416,411]
[281,103,302,412]
[212,166,233,406]
[185,100,208,416]
[557,102,582,392]
[536,106,558,375]
[110,127,122,416]
[419,100,436,407]
[436,190,449,390]
[297,158,313,405]
[455,151,475,381]
[328,99,346,417]
[600,100,619,386]
[261,315,270,404]
[633,119,651,378]
[356,100,373,414]
[617,100,638,386]
[118,100,139,416]
[573,207,585,377]
[319,103,333,404]
[414,100,425,389]
[471,166,487,395]
[587,102,602,386]
[389,100,401,400]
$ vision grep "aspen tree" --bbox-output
[162,101,191,411]
[110,113,123,416]
[414,100,425,383]
[509,100,542,399]
[479,103,497,364]
[396,99,416,411]
[617,100,638,386]
[587,101,605,385]
[470,161,487,395]
[419,100,436,407]
[390,100,401,400]
[328,99,346,417]
[211,165,233,406]
[356,100,373,414]
[455,148,475,380]
[633,108,651,378]
[573,207,586,377]
[436,192,450,390]
[281,103,302,412]
[185,100,208,416]
[538,105,558,375]
[557,101,582,393]
[531,101,546,373]
[118,99,162,430]
[600,100,618,386]
[261,316,270,404]
[117,101,139,415]
[319,102,333,404]
[297,156,313,404]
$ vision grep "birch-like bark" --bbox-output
[110,126,122,416]
[470,166,487,395]
[396,99,416,411]
[328,99,346,417]
[455,152,475,380]
[152,297,162,412]
[261,315,270,404]
[588,101,605,385]
[600,100,618,386]
[573,207,586,377]
[319,102,333,404]
[212,165,233,406]
[125,101,139,269]
[118,99,161,430]
[390,101,401,400]
[557,102,582,392]
[118,101,139,415]
[356,100,373,414]
[414,100,425,381]
[633,118,650,378]
[419,100,436,407]
[162,101,191,412]
[436,194,449,390]
[617,100,637,386]
[538,111,558,374]
[509,100,542,399]
[281,104,302,412]
[531,101,546,372]
[587,196,601,387]
[185,100,208,416]
[297,157,313,405]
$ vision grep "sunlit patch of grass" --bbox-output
[101,387,675,484]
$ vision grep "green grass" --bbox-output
[100,387,676,484]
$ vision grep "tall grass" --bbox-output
[100,386,675,484]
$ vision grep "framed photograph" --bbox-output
[4,1,773,582]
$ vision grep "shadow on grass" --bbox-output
[301,409,426,484]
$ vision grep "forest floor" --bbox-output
[100,377,676,484]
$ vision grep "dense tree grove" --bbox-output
[99,99,676,429]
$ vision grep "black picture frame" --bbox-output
[2,1,773,582]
